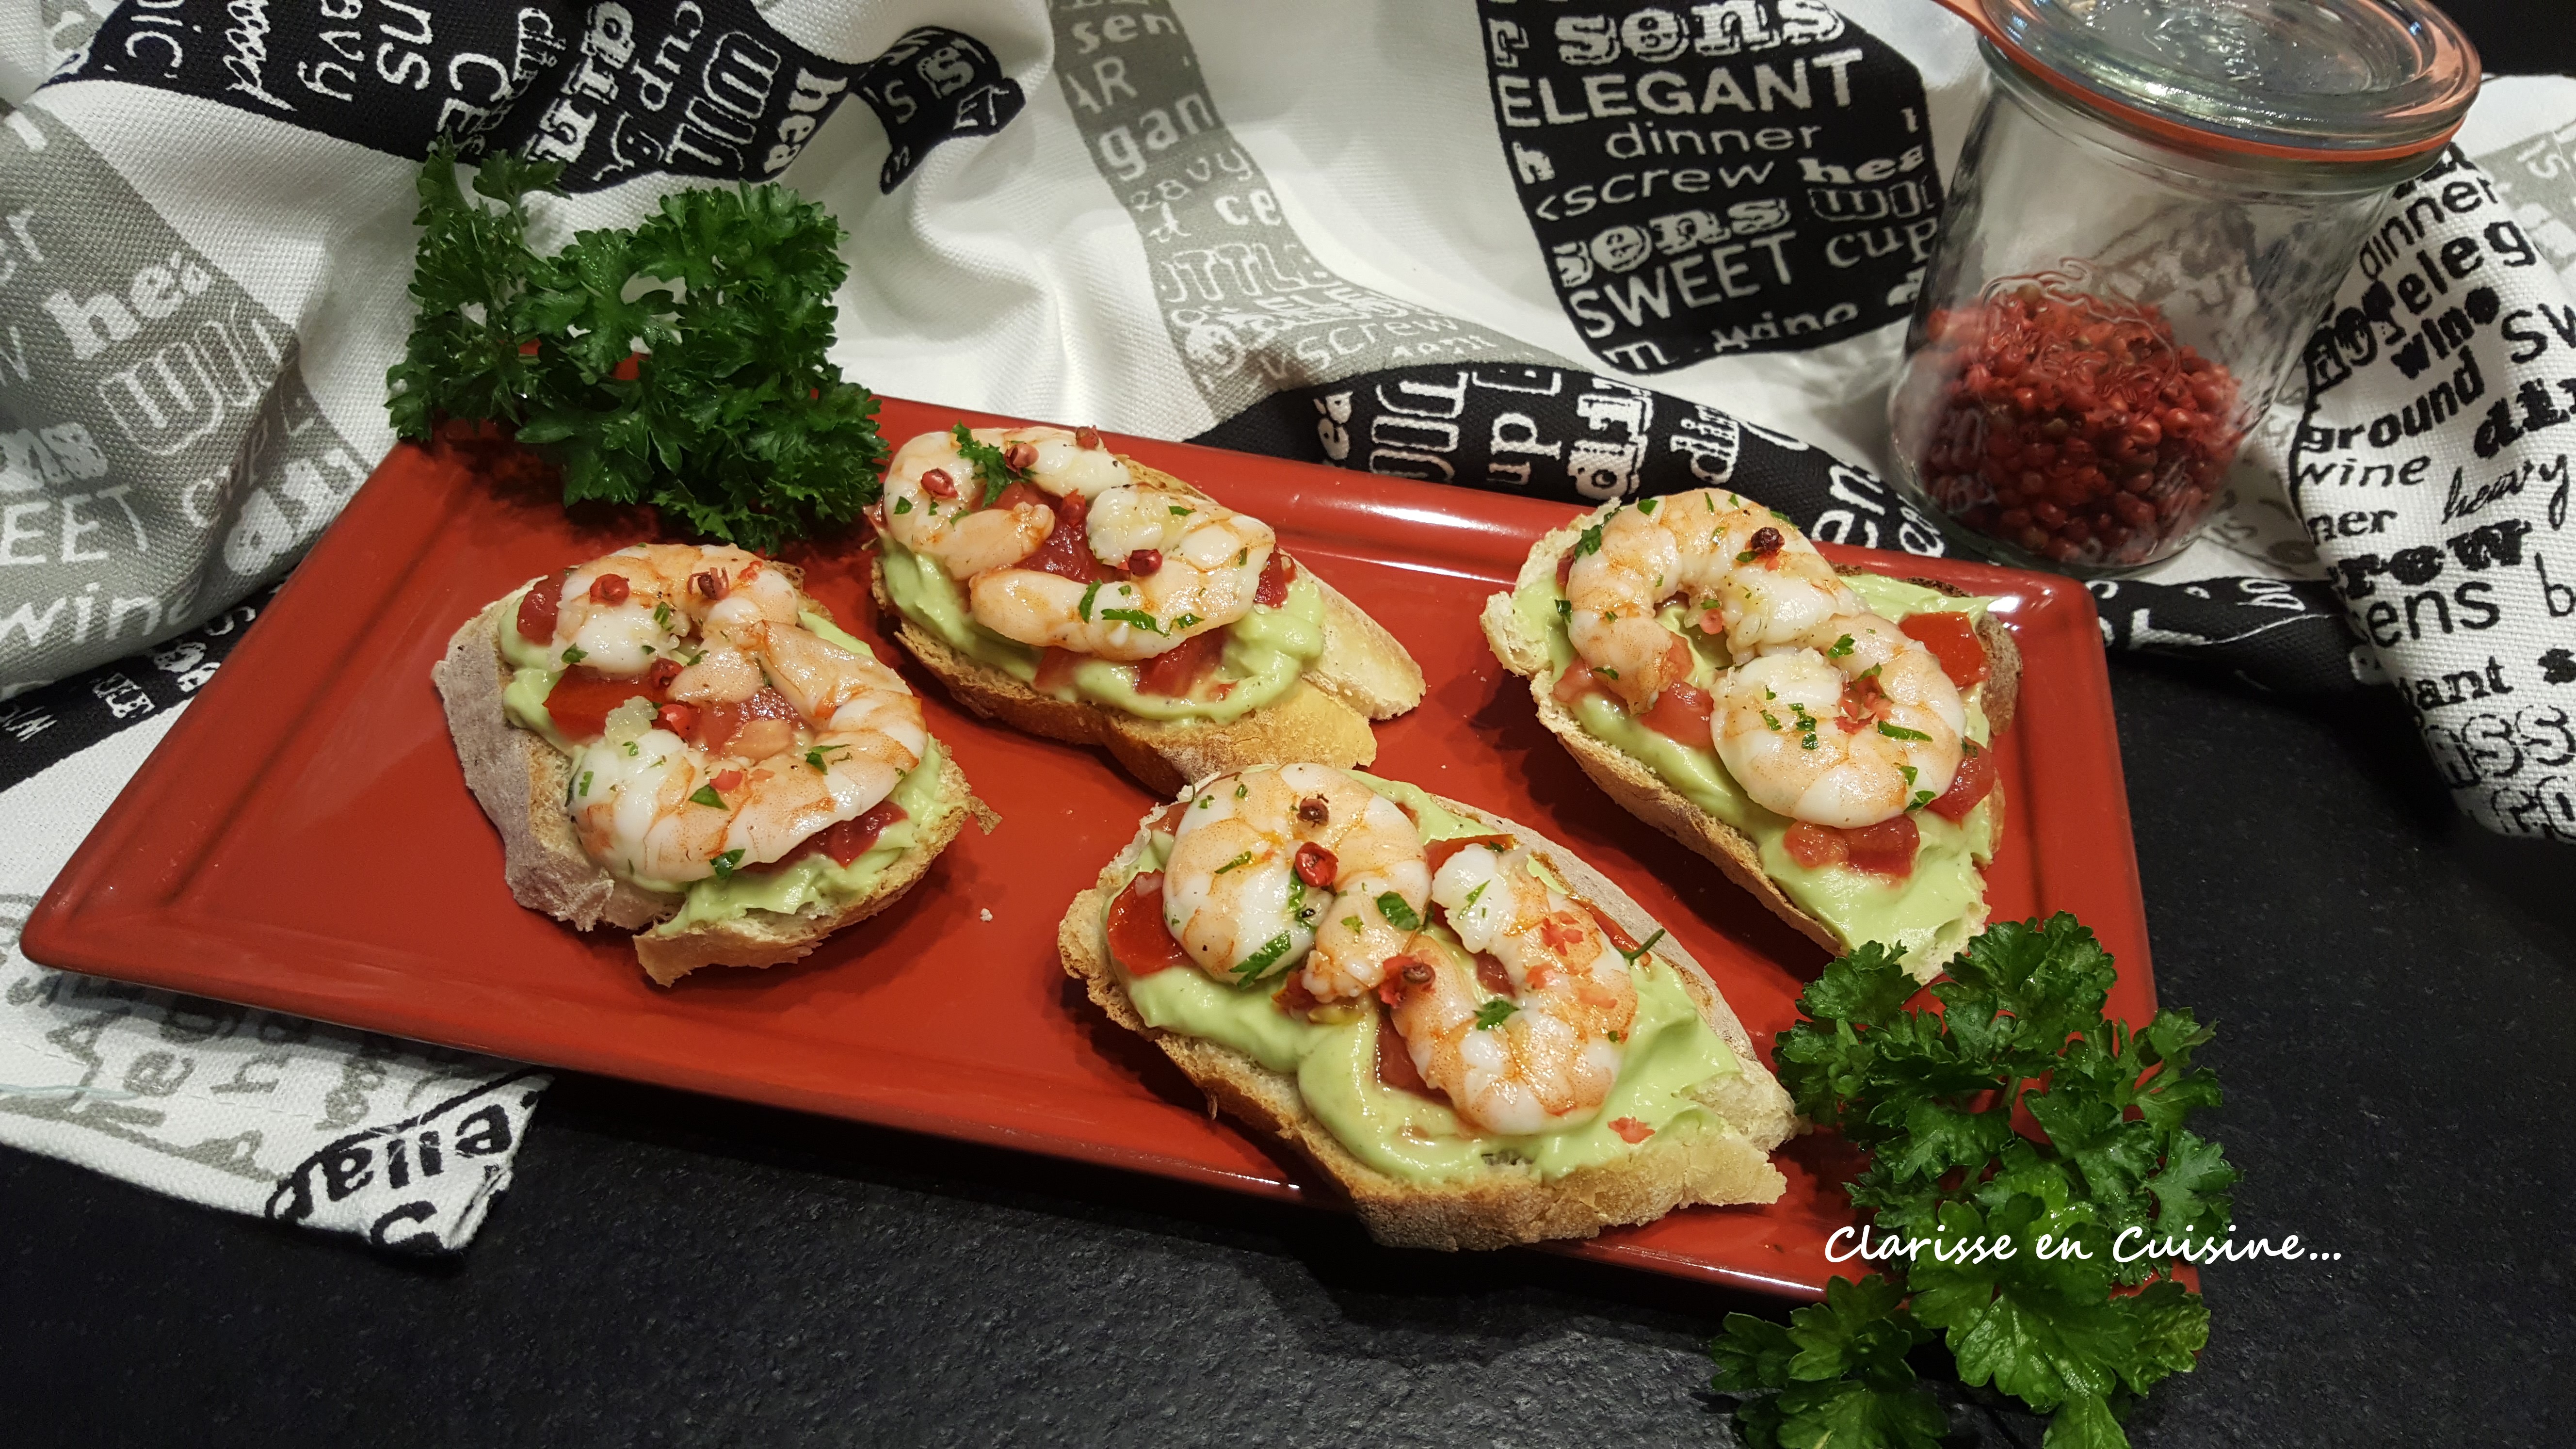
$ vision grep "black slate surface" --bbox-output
[5,655,2571,1449]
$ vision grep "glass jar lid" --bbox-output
[1966,0,2480,164]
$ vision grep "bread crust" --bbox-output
[433,568,991,985]
[873,457,1425,797]
[1478,508,2021,963]
[1060,788,1797,1251]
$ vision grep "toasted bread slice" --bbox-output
[873,457,1425,797]
[1061,787,1798,1251]
[432,570,993,986]
[1480,510,2021,964]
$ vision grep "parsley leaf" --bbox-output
[1375,893,1422,931]
[1877,722,1933,741]
[709,847,745,878]
[1472,998,1519,1030]
[1617,927,1666,964]
[1719,915,2233,1449]
[1098,607,1165,634]
[1829,633,1856,658]
[1232,933,1294,981]
[950,424,1027,507]
[689,784,725,808]
[387,141,886,552]
[1213,850,1254,875]
[1078,580,1102,622]
[1575,523,1605,556]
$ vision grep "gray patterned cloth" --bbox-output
[0,2,2568,1251]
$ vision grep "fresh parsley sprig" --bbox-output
[1712,914,2232,1449]
[387,141,887,552]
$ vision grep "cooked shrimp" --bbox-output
[881,426,1126,580]
[1386,842,1636,1136]
[1562,490,1857,707]
[1711,615,1965,828]
[545,545,927,885]
[878,424,1277,662]
[1159,764,1428,995]
[969,491,1272,660]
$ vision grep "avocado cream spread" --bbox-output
[1102,772,1748,1187]
[495,587,949,925]
[1510,564,1999,965]
[876,537,1327,722]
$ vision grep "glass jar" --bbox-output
[1887,0,2479,577]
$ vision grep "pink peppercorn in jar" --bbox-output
[1888,0,2479,577]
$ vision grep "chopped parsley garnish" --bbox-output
[950,424,1025,507]
[1077,580,1102,622]
[1375,893,1422,931]
[1099,608,1164,634]
[805,744,847,773]
[1912,789,1937,809]
[1877,722,1932,741]
[1472,998,1519,1030]
[1463,881,1487,910]
[893,497,912,514]
[1232,933,1294,981]
[1340,915,1362,933]
[1234,547,1248,566]
[622,741,639,757]
[1900,764,1918,789]
[653,602,671,629]
[576,770,593,798]
[689,784,725,808]
[1555,597,1572,622]
[386,142,886,551]
[1616,927,1665,964]
[1828,633,1855,658]
[1235,783,1247,799]
[709,847,746,878]
[1213,850,1254,875]
[1575,523,1605,556]
[1169,504,1192,516]
[1762,711,1782,730]
[560,646,586,665]
[1172,612,1202,630]
[1638,497,1658,514]
[1598,666,1619,680]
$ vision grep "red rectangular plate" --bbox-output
[24,397,2151,1298]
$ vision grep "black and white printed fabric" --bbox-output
[0,2,2567,1252]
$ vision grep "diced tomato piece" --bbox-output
[542,666,669,741]
[818,798,907,866]
[589,572,630,605]
[1782,817,1919,878]
[516,574,563,644]
[1271,975,1320,1017]
[1843,815,1920,879]
[1136,627,1226,698]
[1106,871,1192,976]
[1035,646,1086,695]
[1927,743,1997,822]
[655,702,699,737]
[1375,1001,1446,1102]
[1473,952,1514,997]
[1020,490,1110,583]
[1579,902,1646,961]
[1424,834,1514,872]
[1782,820,1847,870]
[1551,665,1617,707]
[1293,841,1337,889]
[1255,550,1296,608]
[1555,549,1577,593]
[1641,680,1714,749]
[1609,1116,1655,1144]
[1899,611,1991,689]
[989,480,1051,514]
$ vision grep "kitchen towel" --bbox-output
[0,0,2566,1250]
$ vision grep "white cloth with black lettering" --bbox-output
[0,0,2568,1255]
